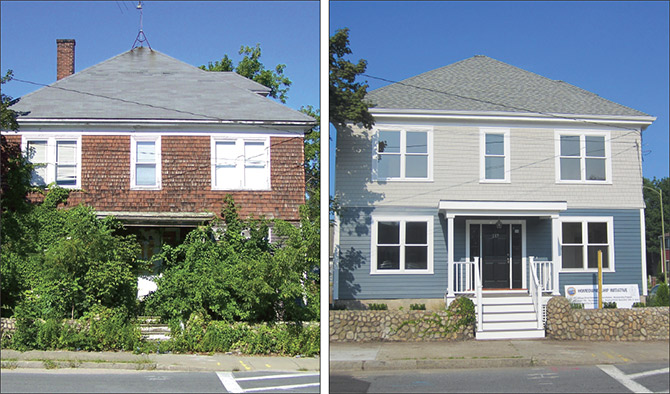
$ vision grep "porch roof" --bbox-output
[438,200,567,218]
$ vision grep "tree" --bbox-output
[200,44,292,104]
[644,177,670,279]
[329,28,374,129]
[1,70,32,213]
[300,105,320,221]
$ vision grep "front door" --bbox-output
[482,224,510,288]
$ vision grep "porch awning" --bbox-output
[95,211,216,227]
[438,200,567,217]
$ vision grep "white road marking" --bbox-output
[597,365,652,393]
[627,367,669,380]
[217,372,244,393]
[235,373,319,382]
[243,382,320,392]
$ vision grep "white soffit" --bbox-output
[438,200,567,217]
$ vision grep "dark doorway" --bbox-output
[482,224,510,288]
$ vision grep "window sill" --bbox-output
[370,270,434,275]
[559,269,615,273]
[479,179,511,184]
[555,180,612,185]
[375,178,433,183]
[212,187,272,192]
[130,186,162,191]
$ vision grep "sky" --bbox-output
[1,1,319,114]
[330,1,670,194]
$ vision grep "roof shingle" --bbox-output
[367,55,649,117]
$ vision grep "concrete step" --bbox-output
[142,333,171,341]
[139,325,171,333]
[483,312,538,322]
[137,316,161,324]
[476,328,545,340]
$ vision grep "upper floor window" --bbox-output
[374,127,432,181]
[555,131,611,183]
[211,136,270,190]
[131,135,161,190]
[559,217,614,272]
[23,135,81,188]
[371,215,434,274]
[480,128,510,182]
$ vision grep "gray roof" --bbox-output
[12,47,314,124]
[367,55,650,117]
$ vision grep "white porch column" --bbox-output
[551,214,560,295]
[332,213,340,301]
[447,214,455,297]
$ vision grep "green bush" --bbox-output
[368,303,387,310]
[448,297,475,327]
[409,303,426,310]
[602,302,617,309]
[649,282,669,307]
[145,196,319,324]
[570,302,584,309]
[632,302,646,308]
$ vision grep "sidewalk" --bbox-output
[330,339,670,372]
[0,349,319,372]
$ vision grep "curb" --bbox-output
[329,357,534,372]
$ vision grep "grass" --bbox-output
[42,359,58,369]
[1,361,18,369]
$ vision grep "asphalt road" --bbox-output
[330,362,670,393]
[0,370,320,393]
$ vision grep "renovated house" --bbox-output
[332,55,655,339]
[3,39,314,287]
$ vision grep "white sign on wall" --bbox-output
[564,284,640,309]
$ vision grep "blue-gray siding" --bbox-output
[337,207,643,299]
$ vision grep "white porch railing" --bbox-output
[453,258,482,332]
[529,256,554,328]
[529,256,554,294]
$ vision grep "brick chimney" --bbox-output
[56,39,75,80]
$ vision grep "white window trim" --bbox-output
[130,135,162,190]
[371,125,433,182]
[554,130,612,184]
[479,127,511,183]
[21,134,82,189]
[559,216,615,273]
[370,214,434,275]
[210,135,271,191]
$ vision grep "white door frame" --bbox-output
[466,219,527,289]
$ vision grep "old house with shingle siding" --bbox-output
[332,55,655,339]
[2,40,314,272]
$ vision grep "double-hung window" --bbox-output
[556,131,610,183]
[371,216,433,274]
[374,127,431,180]
[211,137,270,190]
[480,128,510,182]
[560,217,614,272]
[131,135,161,190]
[23,135,81,188]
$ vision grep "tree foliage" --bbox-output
[200,44,292,103]
[1,187,144,318]
[1,70,33,213]
[329,28,374,129]
[643,177,670,277]
[300,105,320,221]
[144,195,319,324]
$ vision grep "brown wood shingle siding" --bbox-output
[8,134,304,221]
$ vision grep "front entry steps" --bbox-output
[476,292,545,340]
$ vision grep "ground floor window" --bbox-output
[560,217,614,272]
[371,215,433,274]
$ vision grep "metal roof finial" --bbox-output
[131,1,152,50]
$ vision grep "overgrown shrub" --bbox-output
[602,302,617,309]
[448,296,475,327]
[368,303,387,310]
[649,283,670,307]
[145,196,319,324]
[410,303,426,310]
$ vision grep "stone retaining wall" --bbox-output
[330,310,475,342]
[1,318,15,334]
[545,296,669,341]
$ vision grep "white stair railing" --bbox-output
[529,256,543,329]
[474,256,482,332]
